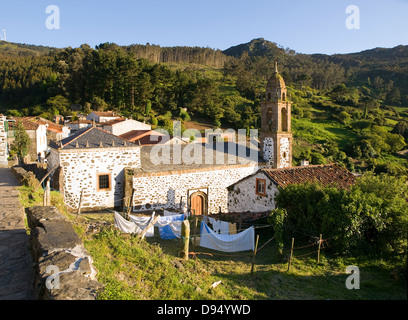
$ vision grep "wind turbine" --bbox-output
[1,29,6,41]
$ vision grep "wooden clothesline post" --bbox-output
[76,188,84,218]
[287,237,294,272]
[250,234,260,275]
[317,234,322,264]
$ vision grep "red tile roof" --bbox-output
[261,164,356,189]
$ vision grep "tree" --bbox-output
[10,121,31,160]
[46,95,71,116]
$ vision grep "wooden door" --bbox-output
[191,194,203,216]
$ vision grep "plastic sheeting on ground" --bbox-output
[114,211,184,239]
[199,221,255,252]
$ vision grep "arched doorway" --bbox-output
[189,191,207,215]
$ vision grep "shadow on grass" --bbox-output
[147,233,407,300]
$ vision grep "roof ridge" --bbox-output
[96,126,136,144]
[60,126,94,149]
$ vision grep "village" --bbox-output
[0,65,406,302]
[0,66,356,216]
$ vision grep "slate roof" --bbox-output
[50,126,137,150]
[261,164,356,189]
[135,140,263,173]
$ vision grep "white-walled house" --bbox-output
[66,120,93,133]
[101,118,151,136]
[86,111,120,123]
[8,118,48,161]
[48,125,141,210]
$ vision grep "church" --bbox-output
[47,64,355,214]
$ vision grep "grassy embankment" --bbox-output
[17,186,407,300]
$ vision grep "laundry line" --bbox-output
[114,211,185,240]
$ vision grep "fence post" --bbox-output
[180,219,190,260]
[287,237,294,272]
[46,179,51,206]
[251,234,260,274]
[317,234,322,264]
[76,188,84,218]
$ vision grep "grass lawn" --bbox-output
[76,213,407,300]
[18,187,406,301]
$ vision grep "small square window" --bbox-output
[97,174,111,191]
[256,178,266,196]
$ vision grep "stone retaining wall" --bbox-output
[26,206,103,300]
[11,166,40,188]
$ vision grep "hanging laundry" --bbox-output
[199,222,255,252]
[114,212,140,234]
[114,212,185,239]
[157,221,182,240]
[220,221,230,235]
[229,222,237,235]
[129,213,155,237]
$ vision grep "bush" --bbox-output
[274,173,408,262]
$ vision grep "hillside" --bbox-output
[1,39,407,175]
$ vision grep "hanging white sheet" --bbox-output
[199,221,255,252]
[114,211,184,239]
[114,212,142,234]
[129,213,155,237]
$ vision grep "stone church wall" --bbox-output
[227,171,278,213]
[130,164,259,214]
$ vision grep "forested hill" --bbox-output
[2,38,408,174]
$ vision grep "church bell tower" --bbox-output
[260,62,292,168]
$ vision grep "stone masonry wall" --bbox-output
[227,171,278,213]
[57,147,141,210]
[26,206,103,300]
[131,164,258,214]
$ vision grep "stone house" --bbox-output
[227,164,356,214]
[48,124,141,210]
[86,111,120,123]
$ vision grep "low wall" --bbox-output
[26,206,103,300]
[11,166,39,188]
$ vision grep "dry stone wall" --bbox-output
[26,206,103,300]
[131,164,258,214]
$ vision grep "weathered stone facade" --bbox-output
[227,171,278,213]
[50,147,141,210]
[129,164,259,214]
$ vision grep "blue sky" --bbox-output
[0,0,407,54]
